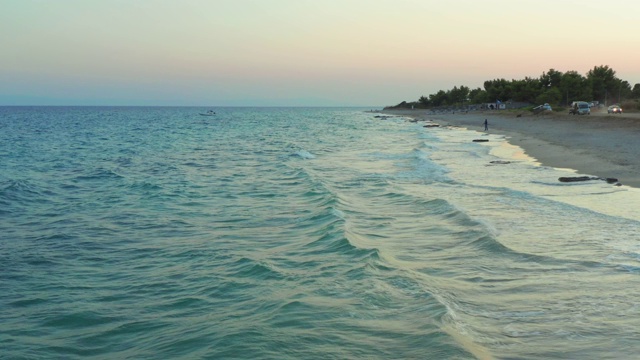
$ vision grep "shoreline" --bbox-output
[382,109,640,188]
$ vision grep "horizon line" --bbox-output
[0,104,384,108]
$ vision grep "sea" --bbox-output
[2,106,640,360]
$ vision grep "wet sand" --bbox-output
[383,109,640,188]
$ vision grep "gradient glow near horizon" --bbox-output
[2,0,639,106]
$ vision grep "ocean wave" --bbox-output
[126,181,163,192]
[0,179,51,202]
[229,257,286,281]
[72,168,123,182]
[41,310,120,330]
[290,150,316,159]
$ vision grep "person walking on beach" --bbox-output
[484,119,488,131]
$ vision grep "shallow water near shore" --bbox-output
[2,107,640,359]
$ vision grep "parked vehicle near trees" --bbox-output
[533,103,553,113]
[569,101,591,115]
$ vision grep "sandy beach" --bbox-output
[383,108,640,188]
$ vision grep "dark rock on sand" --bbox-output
[558,176,620,185]
[558,176,596,182]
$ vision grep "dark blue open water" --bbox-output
[2,107,640,359]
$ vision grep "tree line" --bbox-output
[403,65,640,109]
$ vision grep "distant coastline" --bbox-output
[384,65,640,115]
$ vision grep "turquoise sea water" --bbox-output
[2,106,640,359]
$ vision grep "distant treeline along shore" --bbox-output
[387,65,640,111]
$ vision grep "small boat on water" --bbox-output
[200,110,216,116]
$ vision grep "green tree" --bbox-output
[484,79,512,102]
[559,71,590,105]
[449,85,470,105]
[411,64,635,109]
[587,65,618,104]
[510,77,541,103]
[469,87,488,104]
[632,83,640,99]
[429,90,448,107]
[540,68,563,89]
[419,95,430,107]
[616,80,633,103]
[536,88,562,106]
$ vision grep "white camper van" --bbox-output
[569,101,590,115]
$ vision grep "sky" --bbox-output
[2,0,639,106]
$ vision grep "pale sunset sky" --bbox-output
[2,0,639,106]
